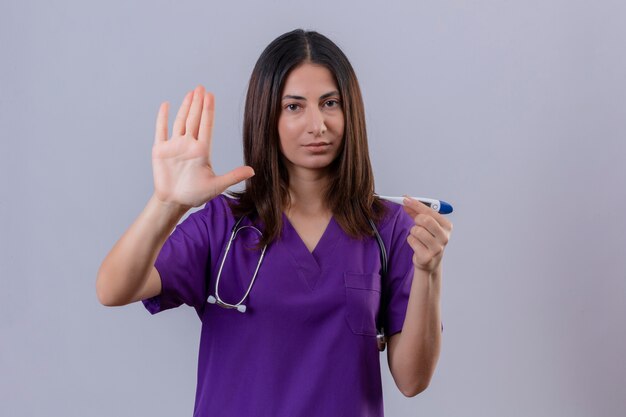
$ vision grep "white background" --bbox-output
[1,1,625,416]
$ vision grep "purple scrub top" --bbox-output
[143,194,416,416]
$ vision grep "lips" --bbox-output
[304,142,330,147]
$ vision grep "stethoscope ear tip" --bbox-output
[207,295,217,304]
[237,305,247,313]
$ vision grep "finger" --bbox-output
[407,234,429,257]
[402,195,436,217]
[154,102,169,145]
[410,225,437,251]
[407,236,435,269]
[198,92,215,148]
[402,204,442,233]
[412,214,451,249]
[173,90,194,136]
[212,166,256,194]
[403,195,452,230]
[186,85,205,139]
[413,214,439,239]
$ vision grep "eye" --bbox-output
[285,103,301,112]
[323,99,341,108]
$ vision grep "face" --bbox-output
[277,63,344,176]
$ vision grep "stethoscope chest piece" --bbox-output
[207,295,248,313]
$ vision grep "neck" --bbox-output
[285,166,331,216]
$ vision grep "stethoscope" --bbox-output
[207,218,267,313]
[206,215,390,350]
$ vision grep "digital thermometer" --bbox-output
[377,195,454,214]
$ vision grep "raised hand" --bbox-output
[152,85,255,210]
[402,196,453,273]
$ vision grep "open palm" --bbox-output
[152,85,254,209]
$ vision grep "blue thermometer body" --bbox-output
[377,195,454,214]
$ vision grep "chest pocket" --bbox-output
[344,272,381,336]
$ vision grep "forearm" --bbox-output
[388,266,442,396]
[96,194,188,306]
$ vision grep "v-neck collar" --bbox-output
[280,213,341,290]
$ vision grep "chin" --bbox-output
[299,156,339,170]
[281,151,342,173]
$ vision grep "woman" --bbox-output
[97,29,452,416]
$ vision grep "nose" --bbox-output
[306,106,327,137]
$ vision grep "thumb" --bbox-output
[402,195,429,218]
[213,166,255,194]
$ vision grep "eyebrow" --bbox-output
[282,90,340,101]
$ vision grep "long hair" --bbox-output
[229,29,386,245]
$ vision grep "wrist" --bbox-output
[413,264,442,288]
[148,194,190,221]
[414,260,441,276]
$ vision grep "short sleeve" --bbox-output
[142,204,214,316]
[379,204,416,337]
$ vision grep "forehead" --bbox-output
[282,63,339,95]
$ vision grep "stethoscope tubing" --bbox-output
[207,217,267,313]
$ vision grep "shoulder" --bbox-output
[374,199,415,257]
[196,193,238,222]
[176,194,238,243]
[377,200,414,235]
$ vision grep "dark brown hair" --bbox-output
[229,29,386,245]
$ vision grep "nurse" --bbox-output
[96,29,452,416]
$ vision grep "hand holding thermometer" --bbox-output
[377,195,454,214]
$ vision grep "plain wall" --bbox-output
[1,0,625,416]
